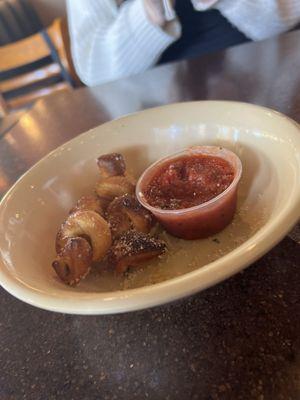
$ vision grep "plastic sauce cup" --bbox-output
[136,146,242,240]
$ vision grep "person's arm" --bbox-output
[215,0,300,40]
[66,0,180,86]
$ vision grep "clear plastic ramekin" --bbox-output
[136,146,242,240]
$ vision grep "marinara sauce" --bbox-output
[144,154,234,210]
[136,147,242,240]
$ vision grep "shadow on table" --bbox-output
[0,109,25,138]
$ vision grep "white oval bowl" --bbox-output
[0,101,299,314]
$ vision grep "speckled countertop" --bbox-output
[1,31,300,400]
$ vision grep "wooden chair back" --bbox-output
[0,18,80,114]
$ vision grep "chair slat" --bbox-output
[0,32,51,72]
[0,63,61,93]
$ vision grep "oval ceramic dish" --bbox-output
[0,101,299,314]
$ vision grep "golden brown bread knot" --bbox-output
[56,210,112,262]
[97,153,126,179]
[69,194,104,216]
[95,176,135,209]
[106,230,166,274]
[95,152,136,210]
[52,152,166,286]
[107,194,153,239]
[52,237,92,286]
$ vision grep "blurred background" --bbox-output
[0,0,77,130]
[26,0,65,26]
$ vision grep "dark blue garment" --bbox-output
[159,0,250,63]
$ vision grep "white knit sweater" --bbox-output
[67,0,300,86]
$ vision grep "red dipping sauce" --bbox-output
[136,146,242,240]
[144,155,234,210]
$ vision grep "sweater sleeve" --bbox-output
[66,0,181,86]
[216,0,300,40]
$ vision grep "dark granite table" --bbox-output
[0,30,300,400]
